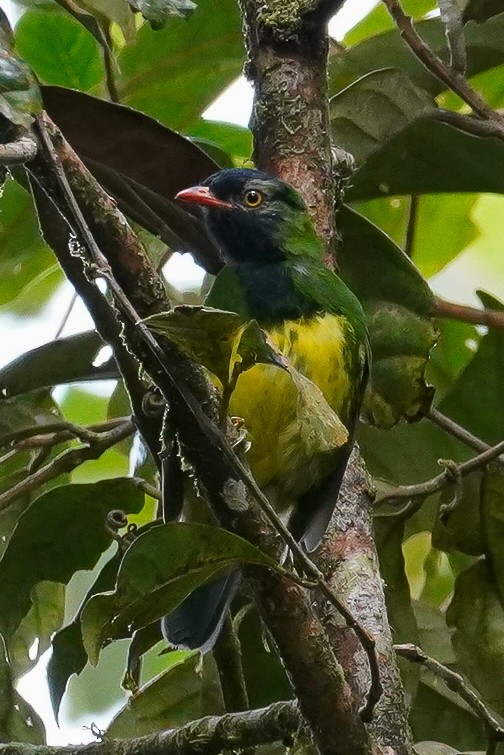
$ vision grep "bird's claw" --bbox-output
[230,417,252,453]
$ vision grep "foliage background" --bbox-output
[2,0,504,752]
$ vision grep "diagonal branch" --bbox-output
[434,297,504,331]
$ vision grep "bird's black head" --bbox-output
[176,168,320,265]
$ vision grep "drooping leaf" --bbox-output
[81,522,278,665]
[122,621,163,692]
[42,86,221,271]
[330,68,437,166]
[117,0,243,130]
[47,551,122,721]
[107,653,203,738]
[0,331,117,398]
[0,478,144,638]
[145,305,286,387]
[127,0,196,29]
[347,118,504,201]
[338,206,437,427]
[432,472,486,557]
[447,560,504,716]
[15,9,103,92]
[0,634,46,744]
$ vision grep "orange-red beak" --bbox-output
[175,185,232,209]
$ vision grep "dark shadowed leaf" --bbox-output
[447,560,504,716]
[330,14,504,97]
[81,522,278,665]
[338,206,437,426]
[0,478,144,638]
[8,581,66,679]
[42,86,221,272]
[47,551,122,721]
[107,653,203,737]
[0,634,46,744]
[128,0,196,29]
[0,331,117,398]
[432,472,486,557]
[117,0,243,130]
[462,0,504,23]
[122,621,163,692]
[15,9,102,92]
[347,119,504,201]
[330,68,437,166]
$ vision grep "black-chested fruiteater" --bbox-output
[161,168,370,651]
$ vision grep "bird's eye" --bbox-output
[243,189,264,208]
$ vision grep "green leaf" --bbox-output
[145,305,285,387]
[81,522,278,665]
[186,120,252,166]
[447,560,504,716]
[330,68,437,166]
[0,478,144,638]
[54,0,136,46]
[14,9,103,91]
[462,0,504,23]
[107,653,203,737]
[8,581,66,679]
[0,179,59,313]
[432,472,485,557]
[0,331,117,398]
[330,15,504,98]
[0,634,46,744]
[128,0,196,29]
[347,119,504,201]
[338,206,437,426]
[342,0,436,46]
[117,0,243,130]
[48,551,122,721]
[122,621,162,692]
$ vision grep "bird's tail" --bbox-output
[161,570,241,653]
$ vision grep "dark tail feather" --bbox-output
[161,570,241,653]
[288,446,351,552]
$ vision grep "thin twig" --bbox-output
[213,616,251,718]
[130,476,161,500]
[0,135,37,164]
[435,296,504,331]
[427,407,504,465]
[395,644,504,753]
[375,438,504,506]
[37,113,382,722]
[433,108,504,138]
[382,0,504,131]
[7,417,130,449]
[438,0,466,73]
[0,420,134,511]
[404,194,418,257]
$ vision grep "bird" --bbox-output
[161,168,369,651]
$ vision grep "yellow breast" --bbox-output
[227,313,354,504]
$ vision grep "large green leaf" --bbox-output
[106,653,203,738]
[117,0,243,130]
[0,635,46,744]
[0,478,144,638]
[330,14,504,97]
[330,68,437,167]
[0,179,60,313]
[0,331,117,398]
[15,9,103,92]
[47,551,122,720]
[81,522,278,665]
[447,560,504,716]
[347,118,504,201]
[342,0,437,46]
[338,206,437,427]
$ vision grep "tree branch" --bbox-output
[375,438,504,506]
[0,701,301,755]
[0,135,37,164]
[427,407,504,465]
[434,297,504,331]
[0,420,134,512]
[395,644,504,754]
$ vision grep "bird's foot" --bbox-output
[230,416,252,453]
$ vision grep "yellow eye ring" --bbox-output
[243,189,263,208]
